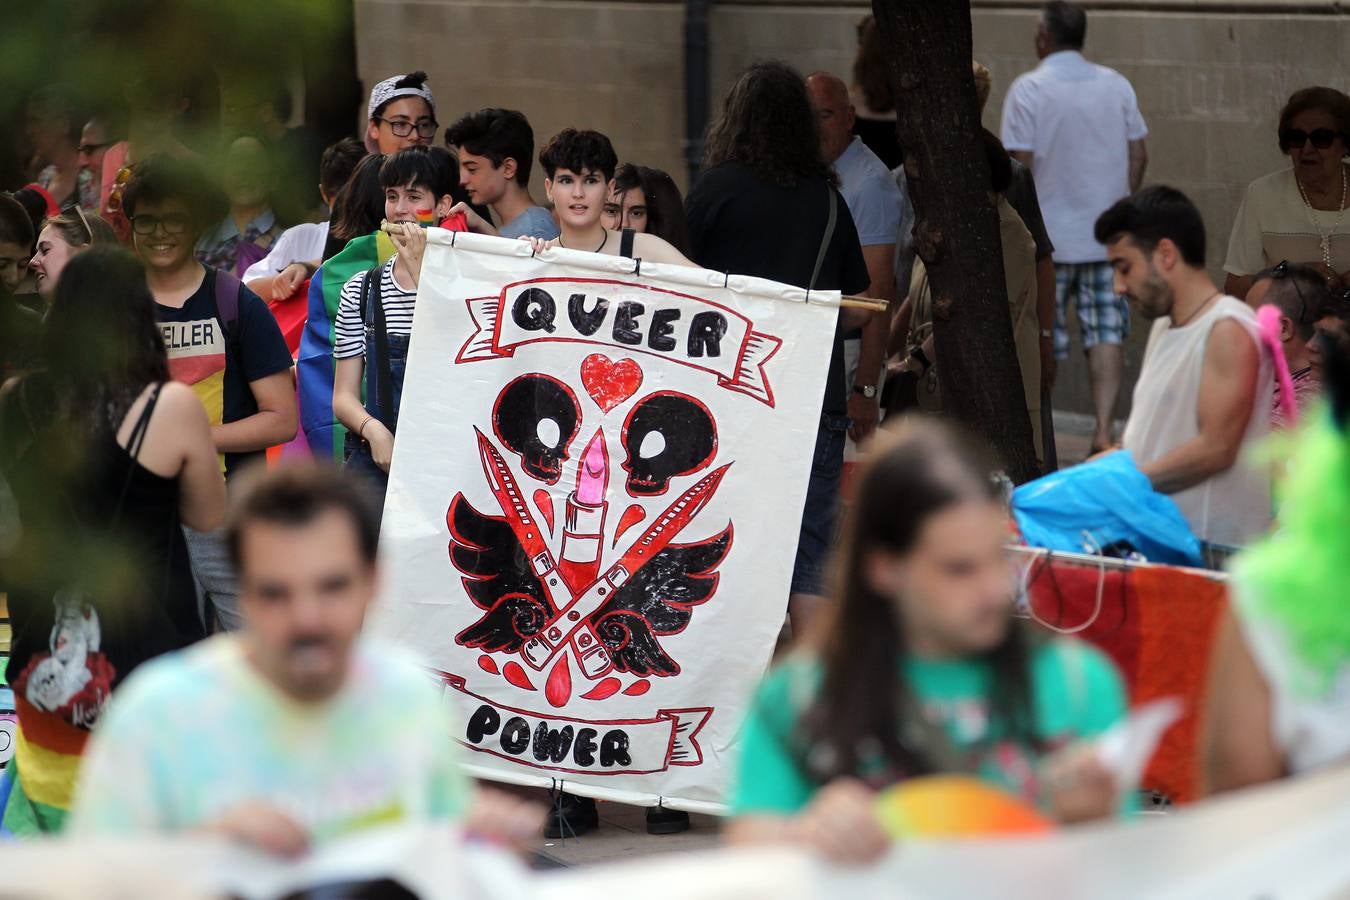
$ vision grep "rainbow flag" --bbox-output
[297,232,396,461]
[0,699,89,835]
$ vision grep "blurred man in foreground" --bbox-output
[71,464,541,856]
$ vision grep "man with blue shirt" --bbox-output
[807,72,902,444]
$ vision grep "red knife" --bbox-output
[521,462,731,673]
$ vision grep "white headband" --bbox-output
[367,74,437,122]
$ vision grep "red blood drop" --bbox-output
[581,677,622,701]
[545,656,572,707]
[503,661,537,691]
[622,679,651,697]
[614,504,646,546]
[478,655,499,675]
[534,489,556,535]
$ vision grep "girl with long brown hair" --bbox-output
[726,419,1128,863]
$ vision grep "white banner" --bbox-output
[370,231,839,811]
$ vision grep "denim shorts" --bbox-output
[790,415,849,596]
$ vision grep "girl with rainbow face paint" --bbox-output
[330,147,460,509]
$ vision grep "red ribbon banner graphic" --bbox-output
[456,278,783,407]
[438,673,712,777]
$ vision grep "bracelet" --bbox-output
[357,415,374,441]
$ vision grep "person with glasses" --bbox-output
[28,207,118,301]
[1225,87,1350,301]
[1246,261,1335,428]
[76,117,118,212]
[122,154,297,632]
[25,87,93,215]
[363,71,438,156]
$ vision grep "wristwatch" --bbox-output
[908,346,932,374]
[853,383,878,399]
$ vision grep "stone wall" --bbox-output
[354,0,1349,417]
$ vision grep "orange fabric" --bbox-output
[1128,565,1227,804]
[1024,557,1226,804]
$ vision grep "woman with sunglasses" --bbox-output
[726,419,1130,865]
[29,207,118,301]
[1225,87,1350,301]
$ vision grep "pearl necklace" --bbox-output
[1295,163,1348,271]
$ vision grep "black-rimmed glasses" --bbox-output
[375,117,438,139]
[132,214,192,236]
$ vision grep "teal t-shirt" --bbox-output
[730,637,1127,815]
[69,635,469,842]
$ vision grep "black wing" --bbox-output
[591,525,732,677]
[446,492,553,653]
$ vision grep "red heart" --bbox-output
[581,354,643,413]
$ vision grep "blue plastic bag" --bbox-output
[1012,451,1203,567]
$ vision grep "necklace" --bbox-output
[558,231,608,253]
[1173,291,1222,328]
[1295,163,1347,271]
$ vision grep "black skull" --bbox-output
[620,391,717,496]
[493,374,582,484]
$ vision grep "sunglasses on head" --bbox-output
[1280,128,1342,151]
[1271,260,1313,324]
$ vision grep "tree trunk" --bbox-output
[870,0,1040,484]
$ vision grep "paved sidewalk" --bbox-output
[531,801,723,867]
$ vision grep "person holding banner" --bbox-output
[332,147,459,508]
[726,420,1128,864]
[455,128,694,268]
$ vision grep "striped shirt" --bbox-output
[334,258,417,360]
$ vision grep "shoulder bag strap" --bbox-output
[619,227,636,259]
[370,267,395,433]
[808,183,839,292]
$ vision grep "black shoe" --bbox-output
[645,806,690,835]
[544,792,599,839]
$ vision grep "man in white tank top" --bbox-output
[1095,187,1275,564]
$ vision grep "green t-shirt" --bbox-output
[70,635,469,842]
[730,637,1126,815]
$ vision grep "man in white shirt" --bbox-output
[1001,1,1149,453]
[1096,186,1273,566]
[806,71,900,444]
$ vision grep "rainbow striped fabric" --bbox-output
[297,232,396,461]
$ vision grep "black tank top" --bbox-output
[620,227,636,259]
[2,382,203,734]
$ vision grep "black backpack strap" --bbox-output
[619,227,636,259]
[212,268,242,353]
